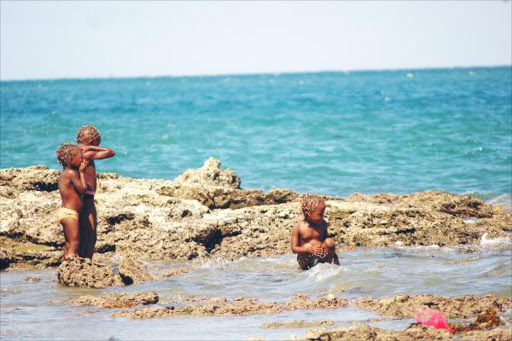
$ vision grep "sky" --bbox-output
[1,1,511,80]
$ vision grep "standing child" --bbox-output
[56,143,87,259]
[291,195,340,270]
[76,125,115,258]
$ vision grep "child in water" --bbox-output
[291,195,340,270]
[56,143,87,259]
[76,125,115,258]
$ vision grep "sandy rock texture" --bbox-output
[56,256,124,288]
[305,324,451,341]
[56,255,155,288]
[159,266,194,278]
[303,306,512,341]
[0,237,60,270]
[1,158,511,270]
[118,256,154,284]
[353,294,512,319]
[70,291,159,308]
[112,294,348,319]
[303,323,512,341]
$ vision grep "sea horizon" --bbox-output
[1,64,510,83]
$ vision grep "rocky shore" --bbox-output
[1,157,511,271]
[1,158,511,340]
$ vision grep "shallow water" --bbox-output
[1,244,511,340]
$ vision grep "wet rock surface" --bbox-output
[303,323,512,341]
[56,256,124,288]
[353,294,512,319]
[70,292,159,308]
[159,266,194,278]
[24,276,41,283]
[117,256,154,284]
[112,294,348,319]
[302,306,512,341]
[305,323,451,341]
[1,158,511,271]
[262,320,335,329]
[0,237,61,270]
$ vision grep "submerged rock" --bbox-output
[159,266,194,278]
[262,320,335,329]
[112,294,348,319]
[56,256,124,288]
[24,276,41,283]
[70,291,159,308]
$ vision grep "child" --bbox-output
[76,125,115,258]
[56,143,87,259]
[291,195,340,270]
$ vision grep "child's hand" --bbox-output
[311,245,325,258]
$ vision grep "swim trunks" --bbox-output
[57,207,79,223]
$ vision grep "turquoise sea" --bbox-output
[1,67,511,197]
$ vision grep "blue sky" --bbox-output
[1,1,511,80]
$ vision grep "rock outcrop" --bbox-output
[1,158,511,270]
[353,294,512,319]
[70,291,159,308]
[303,323,512,341]
[111,294,348,319]
[56,256,124,288]
[117,256,154,284]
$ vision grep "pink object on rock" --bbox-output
[414,309,454,333]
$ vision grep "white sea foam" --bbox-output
[480,233,512,246]
[488,194,512,212]
[307,263,345,283]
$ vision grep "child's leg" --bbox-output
[81,196,97,259]
[61,217,80,258]
[297,253,317,270]
[321,238,339,264]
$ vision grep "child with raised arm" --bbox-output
[76,125,115,258]
[56,143,87,259]
[291,195,340,270]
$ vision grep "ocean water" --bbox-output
[1,245,511,340]
[1,67,511,197]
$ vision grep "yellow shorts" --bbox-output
[57,207,79,223]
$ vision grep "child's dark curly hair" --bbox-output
[76,125,101,144]
[56,142,78,165]
[301,194,325,218]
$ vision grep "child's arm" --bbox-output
[291,222,323,256]
[68,164,87,194]
[82,145,115,160]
